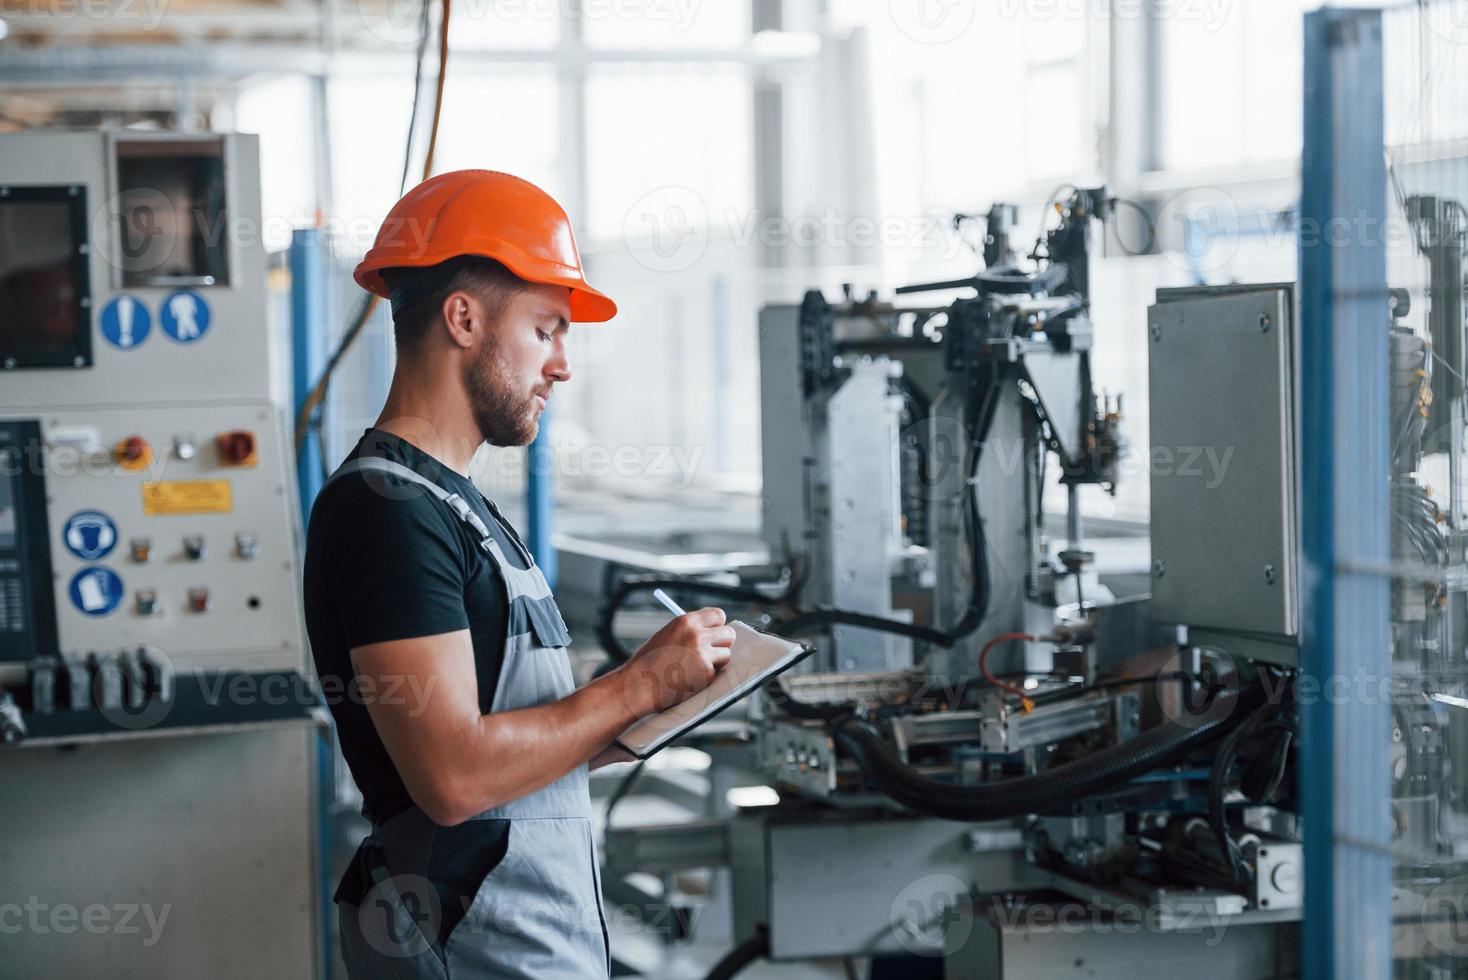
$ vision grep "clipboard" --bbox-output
[612,621,815,760]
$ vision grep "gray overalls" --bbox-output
[326,457,610,979]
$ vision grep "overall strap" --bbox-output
[326,456,497,553]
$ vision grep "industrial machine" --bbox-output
[598,186,1468,976]
[0,131,321,977]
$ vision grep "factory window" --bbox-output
[1160,0,1306,170]
[445,0,559,50]
[580,1,748,49]
[584,63,754,241]
[431,69,561,199]
[114,138,231,288]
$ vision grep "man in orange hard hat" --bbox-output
[302,171,734,977]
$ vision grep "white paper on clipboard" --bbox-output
[613,621,813,759]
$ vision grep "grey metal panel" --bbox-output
[730,813,1026,960]
[0,725,318,978]
[757,305,810,558]
[1147,285,1298,637]
[0,131,272,409]
[945,896,1296,979]
[928,386,1033,682]
[826,360,907,671]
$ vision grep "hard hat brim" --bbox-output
[354,250,618,324]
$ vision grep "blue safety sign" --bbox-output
[99,294,152,350]
[62,510,118,561]
[160,289,211,343]
[68,566,124,617]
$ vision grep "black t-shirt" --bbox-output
[303,428,532,826]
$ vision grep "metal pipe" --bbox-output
[1066,482,1084,551]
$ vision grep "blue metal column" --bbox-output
[291,227,329,518]
[289,226,336,980]
[527,407,556,587]
[1299,8,1392,979]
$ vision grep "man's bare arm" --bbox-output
[352,608,733,826]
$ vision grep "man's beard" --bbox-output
[464,340,545,447]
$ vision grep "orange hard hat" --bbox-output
[354,170,617,323]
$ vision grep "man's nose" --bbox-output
[546,349,571,384]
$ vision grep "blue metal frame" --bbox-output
[291,228,328,518]
[1299,8,1393,978]
[289,227,336,980]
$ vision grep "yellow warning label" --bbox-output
[142,480,233,516]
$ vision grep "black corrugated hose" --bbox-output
[828,682,1266,822]
[702,925,769,980]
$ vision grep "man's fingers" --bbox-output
[706,645,733,671]
[689,606,727,627]
[707,625,738,648]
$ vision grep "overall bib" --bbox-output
[326,457,610,980]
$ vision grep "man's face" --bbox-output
[464,281,573,447]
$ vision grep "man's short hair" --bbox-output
[381,255,525,352]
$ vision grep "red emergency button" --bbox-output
[217,430,257,467]
[115,435,152,471]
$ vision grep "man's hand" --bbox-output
[350,609,733,826]
[619,607,736,718]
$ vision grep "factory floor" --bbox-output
[611,935,855,980]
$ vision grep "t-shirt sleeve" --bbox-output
[320,484,471,648]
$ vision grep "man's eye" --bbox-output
[536,329,551,343]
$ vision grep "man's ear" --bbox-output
[440,290,477,350]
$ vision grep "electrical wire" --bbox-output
[702,927,769,980]
[1105,196,1159,255]
[603,757,647,830]
[978,632,1037,711]
[293,0,454,460]
[1207,705,1296,885]
[1030,183,1078,261]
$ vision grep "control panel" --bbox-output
[30,404,300,673]
[0,129,308,708]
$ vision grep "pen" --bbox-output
[651,588,686,617]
